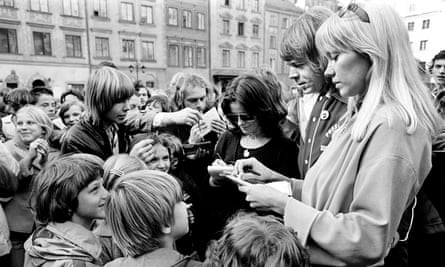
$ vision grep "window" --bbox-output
[197,13,205,30]
[141,5,153,24]
[196,47,206,67]
[282,17,288,28]
[407,22,414,31]
[33,32,51,55]
[0,0,14,7]
[419,40,427,51]
[168,7,178,26]
[0,28,17,53]
[67,83,84,92]
[237,51,245,68]
[223,0,230,7]
[95,37,109,58]
[422,19,430,29]
[168,44,179,66]
[252,24,259,38]
[223,19,230,34]
[270,15,277,26]
[237,0,245,9]
[93,0,107,17]
[183,10,192,28]
[269,35,276,49]
[253,0,259,12]
[222,49,230,67]
[65,35,81,57]
[122,39,135,59]
[142,41,154,61]
[252,52,259,68]
[183,46,193,67]
[63,0,79,16]
[270,57,276,70]
[238,22,244,36]
[120,2,133,21]
[30,0,49,12]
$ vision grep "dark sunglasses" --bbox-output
[226,113,255,122]
[338,2,370,23]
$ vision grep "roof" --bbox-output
[265,0,304,14]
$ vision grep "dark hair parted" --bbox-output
[221,75,285,137]
[30,153,104,225]
[30,87,54,98]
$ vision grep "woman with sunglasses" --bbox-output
[205,74,299,244]
[233,2,442,266]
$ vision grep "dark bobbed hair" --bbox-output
[4,88,36,113]
[60,89,85,103]
[221,75,285,137]
[30,153,104,225]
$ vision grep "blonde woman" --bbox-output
[3,105,55,267]
[234,2,442,266]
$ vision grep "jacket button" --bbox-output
[308,138,311,143]
[304,160,308,164]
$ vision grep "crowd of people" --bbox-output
[0,2,444,267]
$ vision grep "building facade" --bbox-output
[0,0,169,97]
[209,0,265,90]
[400,0,445,66]
[264,0,303,86]
[0,0,90,97]
[165,0,209,94]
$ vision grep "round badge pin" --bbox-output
[320,110,330,120]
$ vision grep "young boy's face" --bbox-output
[145,143,171,173]
[36,94,56,120]
[171,201,189,239]
[74,178,109,223]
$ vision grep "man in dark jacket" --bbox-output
[280,7,347,178]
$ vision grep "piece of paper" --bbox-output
[266,181,292,195]
[202,107,221,124]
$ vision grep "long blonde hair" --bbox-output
[316,2,441,141]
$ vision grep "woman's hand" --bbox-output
[188,121,211,144]
[210,119,227,136]
[129,139,153,163]
[234,157,289,183]
[238,184,289,215]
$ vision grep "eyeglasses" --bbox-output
[226,113,255,122]
[338,2,370,23]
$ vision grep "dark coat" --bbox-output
[61,118,130,160]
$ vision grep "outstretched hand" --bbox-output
[171,108,202,126]
[234,157,289,184]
